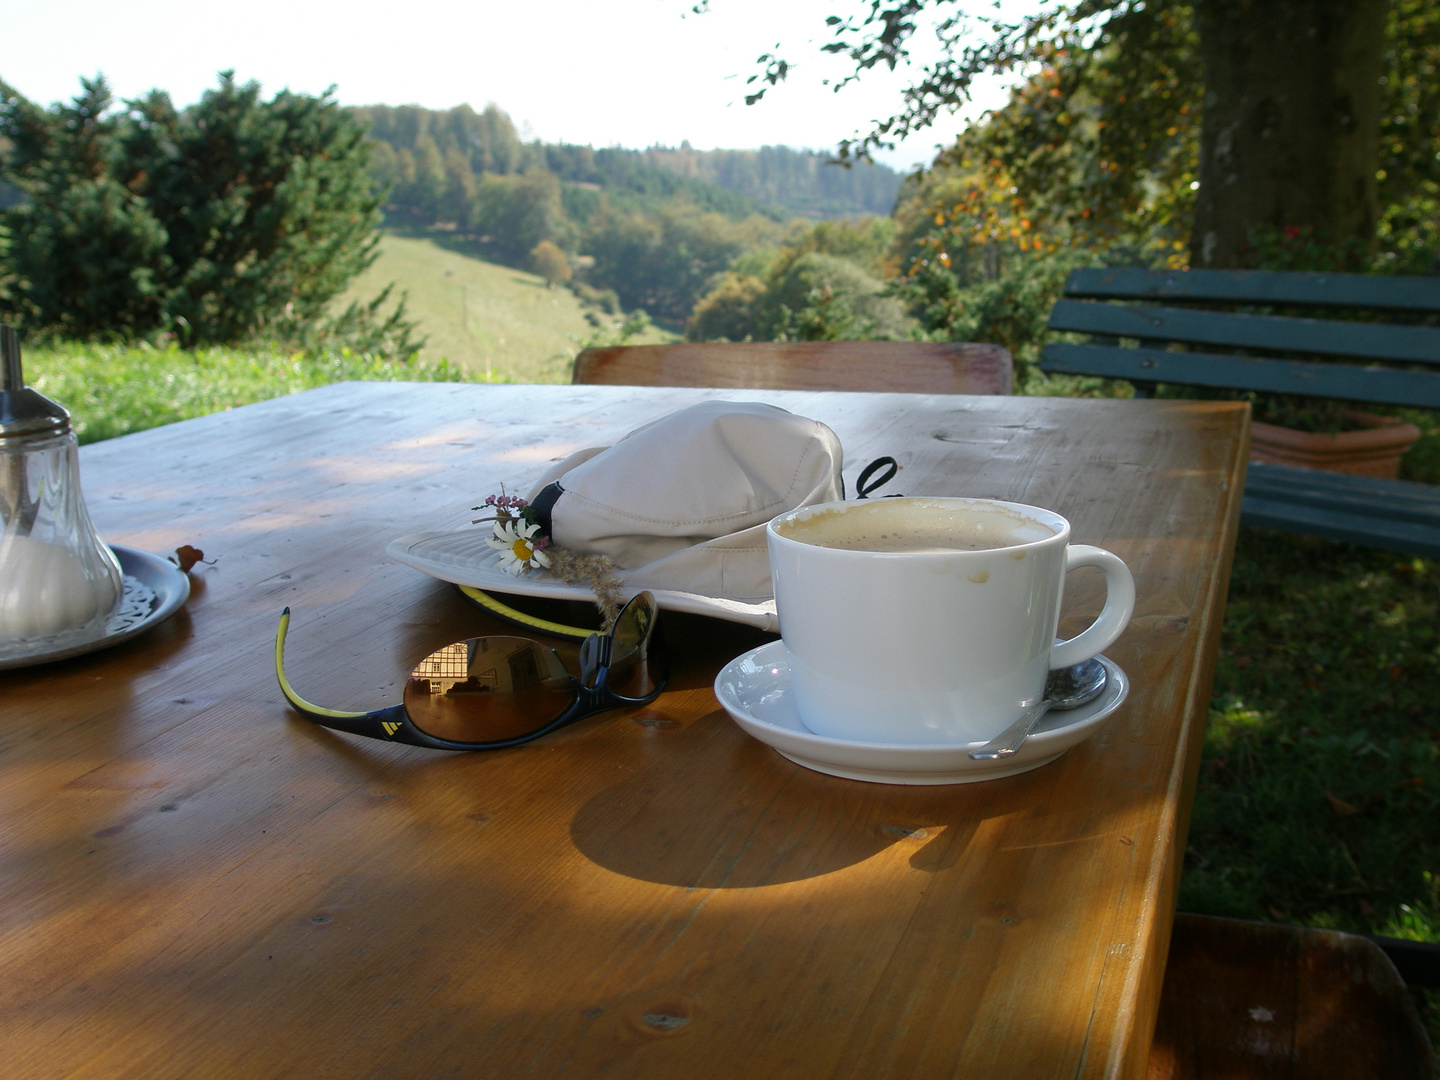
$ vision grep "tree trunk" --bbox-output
[1190,0,1389,269]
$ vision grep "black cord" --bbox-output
[855,457,902,498]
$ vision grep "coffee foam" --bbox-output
[777,498,1058,552]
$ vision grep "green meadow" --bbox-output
[334,232,676,382]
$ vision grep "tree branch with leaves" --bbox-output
[708,0,1437,270]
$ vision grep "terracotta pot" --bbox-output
[1249,412,1422,478]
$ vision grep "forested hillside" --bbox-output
[641,144,900,219]
[357,103,900,220]
[352,102,901,327]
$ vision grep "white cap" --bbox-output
[528,400,844,600]
[388,401,846,625]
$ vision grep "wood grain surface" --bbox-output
[0,383,1249,1079]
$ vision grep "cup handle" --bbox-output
[1050,545,1135,670]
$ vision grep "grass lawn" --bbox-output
[333,232,675,382]
[1184,409,1440,1041]
[1186,525,1439,1038]
[23,340,482,444]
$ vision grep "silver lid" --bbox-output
[0,325,71,441]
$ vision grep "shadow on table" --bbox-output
[568,739,1060,889]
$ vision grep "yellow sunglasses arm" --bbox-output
[274,608,370,720]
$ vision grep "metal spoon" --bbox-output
[968,658,1109,760]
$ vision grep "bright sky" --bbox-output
[2,0,1023,173]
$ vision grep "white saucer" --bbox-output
[713,641,1129,785]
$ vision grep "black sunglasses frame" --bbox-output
[274,592,666,751]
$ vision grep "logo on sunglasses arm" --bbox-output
[381,720,402,738]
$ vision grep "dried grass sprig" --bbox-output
[544,548,627,630]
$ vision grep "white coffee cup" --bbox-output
[766,497,1135,746]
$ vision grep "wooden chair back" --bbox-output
[572,341,1013,395]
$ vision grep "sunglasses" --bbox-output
[274,591,666,751]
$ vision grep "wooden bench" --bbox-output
[1041,268,1440,556]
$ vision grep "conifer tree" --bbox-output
[0,72,384,343]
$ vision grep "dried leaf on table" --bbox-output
[172,545,211,573]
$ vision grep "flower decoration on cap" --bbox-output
[488,516,551,575]
[476,493,552,576]
[473,489,628,626]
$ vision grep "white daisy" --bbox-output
[486,518,552,575]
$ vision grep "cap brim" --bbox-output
[387,531,779,631]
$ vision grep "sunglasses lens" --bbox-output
[401,637,578,743]
[605,594,661,701]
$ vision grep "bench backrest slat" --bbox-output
[1043,268,1440,410]
[1049,299,1440,366]
[1044,343,1440,409]
[1065,267,1440,313]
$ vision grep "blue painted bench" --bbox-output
[1041,268,1440,557]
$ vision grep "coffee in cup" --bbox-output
[766,497,1135,746]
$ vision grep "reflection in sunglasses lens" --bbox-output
[402,637,577,742]
[607,600,657,700]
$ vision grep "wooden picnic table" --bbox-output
[1,381,1249,1079]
